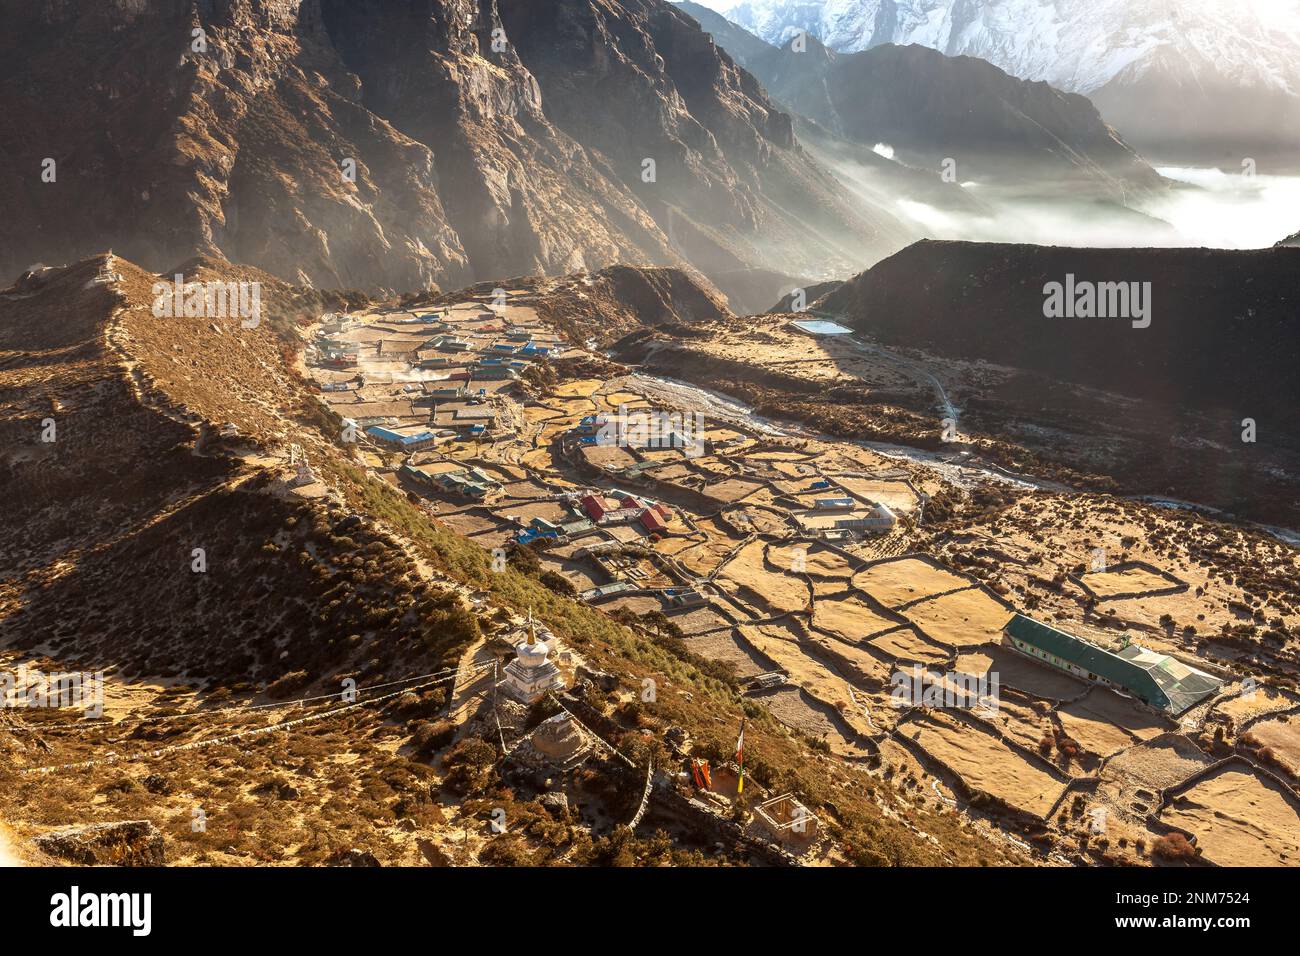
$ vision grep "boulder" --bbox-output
[33,820,165,866]
[539,792,570,818]
[329,847,381,867]
[416,837,452,867]
[577,666,618,692]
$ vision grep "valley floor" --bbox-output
[295,286,1300,866]
[2,258,1297,868]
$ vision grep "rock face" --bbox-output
[0,0,913,301]
[33,821,167,866]
[497,0,912,284]
[675,0,778,70]
[0,0,665,291]
[316,0,674,284]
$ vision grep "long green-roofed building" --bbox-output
[1003,614,1222,715]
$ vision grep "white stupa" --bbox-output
[502,610,566,704]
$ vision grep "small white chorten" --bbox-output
[502,610,566,704]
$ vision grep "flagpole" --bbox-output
[735,717,746,796]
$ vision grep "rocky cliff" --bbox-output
[497,0,912,287]
[0,0,684,291]
[0,0,911,302]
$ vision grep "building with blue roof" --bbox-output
[364,426,440,451]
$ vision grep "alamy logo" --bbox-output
[50,886,151,936]
[1,665,104,717]
[889,665,1000,714]
[151,273,261,328]
[595,404,705,458]
[1042,274,1151,329]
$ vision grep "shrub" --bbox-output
[411,719,456,756]
[266,670,311,699]
[1152,832,1199,863]
[479,834,540,867]
[506,542,541,575]
[446,736,497,769]
[538,570,576,598]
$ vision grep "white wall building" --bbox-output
[502,612,567,704]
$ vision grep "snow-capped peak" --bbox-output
[715,0,1300,97]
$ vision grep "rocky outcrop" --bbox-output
[328,847,382,866]
[33,821,166,866]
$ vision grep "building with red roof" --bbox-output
[638,508,667,535]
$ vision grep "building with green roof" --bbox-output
[1002,614,1221,715]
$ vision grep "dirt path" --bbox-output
[447,636,496,732]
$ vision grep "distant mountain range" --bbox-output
[0,0,916,309]
[678,0,1173,232]
[700,0,1300,161]
[679,5,1164,204]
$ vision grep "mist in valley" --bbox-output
[804,135,1300,282]
[1137,166,1300,249]
[886,170,1300,253]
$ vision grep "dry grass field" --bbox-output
[903,713,1069,818]
[897,587,1014,648]
[812,595,900,642]
[853,558,974,609]
[1079,563,1186,600]
[716,541,810,615]
[1160,766,1300,866]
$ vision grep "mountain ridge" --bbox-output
[741,35,1166,202]
[710,0,1300,159]
[0,0,914,307]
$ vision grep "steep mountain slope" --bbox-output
[819,241,1300,426]
[0,0,914,310]
[676,0,779,68]
[496,0,915,295]
[714,0,1300,160]
[744,37,1165,201]
[0,0,675,293]
[0,252,1025,867]
[676,3,997,255]
[0,255,455,683]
